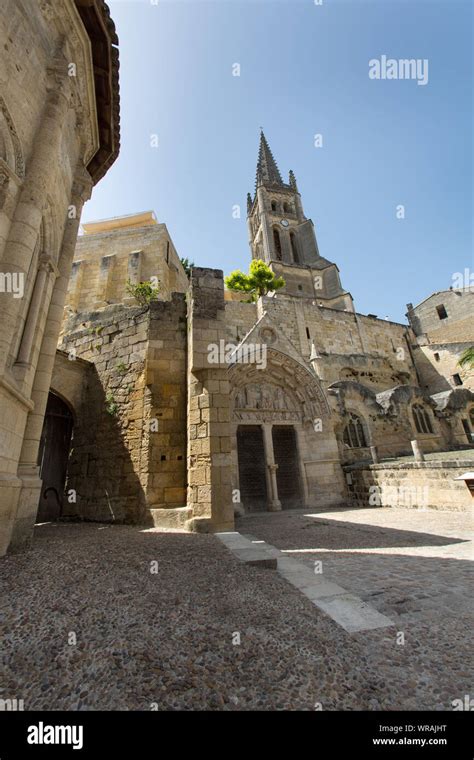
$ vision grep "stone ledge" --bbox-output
[149,506,193,531]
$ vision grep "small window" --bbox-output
[271,201,277,212]
[342,413,368,448]
[283,202,289,213]
[452,373,463,386]
[433,352,440,362]
[436,304,448,320]
[298,285,303,291]
[412,404,434,434]
[305,327,310,339]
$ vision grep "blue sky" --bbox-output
[83,0,473,322]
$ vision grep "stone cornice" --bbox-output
[38,0,120,185]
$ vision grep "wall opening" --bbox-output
[273,228,282,260]
[237,425,267,510]
[37,392,74,522]
[272,425,302,508]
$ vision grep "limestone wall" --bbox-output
[407,288,474,394]
[407,288,474,340]
[58,306,151,522]
[223,293,417,392]
[56,296,188,524]
[186,269,234,532]
[412,343,474,393]
[67,222,188,314]
[345,460,474,512]
[146,295,188,522]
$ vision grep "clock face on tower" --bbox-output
[280,219,289,227]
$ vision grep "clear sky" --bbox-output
[83,0,473,323]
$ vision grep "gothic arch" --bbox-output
[229,347,331,426]
[411,403,434,435]
[273,227,282,260]
[340,411,370,449]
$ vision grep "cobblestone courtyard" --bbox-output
[1,507,472,711]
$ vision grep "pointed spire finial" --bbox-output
[247,192,253,213]
[289,169,298,190]
[255,130,284,188]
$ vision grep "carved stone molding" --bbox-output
[0,96,25,179]
[229,347,332,425]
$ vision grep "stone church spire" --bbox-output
[246,130,354,312]
[255,130,284,187]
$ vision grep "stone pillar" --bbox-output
[262,423,281,511]
[294,191,304,222]
[187,268,234,532]
[8,169,92,552]
[411,439,425,463]
[257,187,273,263]
[16,256,56,366]
[0,63,72,375]
[97,254,115,306]
[370,445,379,464]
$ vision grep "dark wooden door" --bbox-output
[272,425,302,508]
[37,393,74,521]
[237,425,267,511]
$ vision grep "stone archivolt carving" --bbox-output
[235,383,295,410]
[259,326,277,345]
[230,348,331,425]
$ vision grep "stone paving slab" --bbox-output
[216,531,394,633]
[316,594,397,634]
[215,532,277,568]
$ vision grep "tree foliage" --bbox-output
[224,259,285,302]
[126,279,160,306]
[180,258,194,277]
[458,346,474,370]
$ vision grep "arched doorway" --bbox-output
[37,392,74,521]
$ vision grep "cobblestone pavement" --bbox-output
[0,512,472,711]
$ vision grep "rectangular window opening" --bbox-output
[436,304,448,320]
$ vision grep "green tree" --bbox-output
[180,257,194,277]
[224,259,285,302]
[458,346,474,370]
[126,279,160,306]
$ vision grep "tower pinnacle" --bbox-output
[255,130,284,187]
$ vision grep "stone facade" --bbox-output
[407,289,474,394]
[64,211,188,316]
[3,118,473,544]
[345,460,474,512]
[0,0,120,554]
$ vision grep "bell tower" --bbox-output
[246,130,354,311]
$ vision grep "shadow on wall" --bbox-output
[61,365,148,525]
